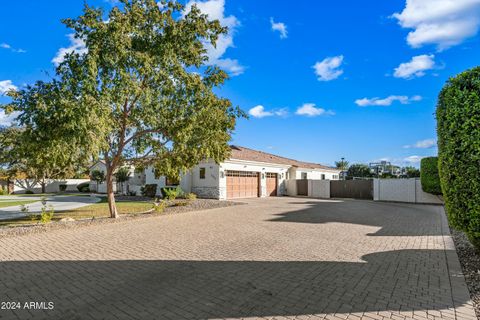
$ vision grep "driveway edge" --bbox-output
[440,206,478,320]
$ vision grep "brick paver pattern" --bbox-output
[0,197,477,320]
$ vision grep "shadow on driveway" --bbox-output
[268,199,445,237]
[0,249,469,319]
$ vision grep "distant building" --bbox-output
[369,161,402,177]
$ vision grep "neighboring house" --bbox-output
[89,161,146,195]
[89,145,341,200]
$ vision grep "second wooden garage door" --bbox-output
[266,172,278,196]
[226,171,259,199]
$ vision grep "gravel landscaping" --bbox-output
[0,199,242,239]
[451,227,480,318]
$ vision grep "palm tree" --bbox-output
[114,167,131,195]
[335,158,349,179]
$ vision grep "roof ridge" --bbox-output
[230,145,337,170]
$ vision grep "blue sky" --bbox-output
[1,0,479,167]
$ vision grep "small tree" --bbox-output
[404,166,420,178]
[437,66,480,249]
[91,170,106,192]
[347,164,372,179]
[114,167,131,195]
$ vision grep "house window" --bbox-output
[301,172,308,179]
[199,167,206,179]
[321,174,326,180]
[165,176,179,186]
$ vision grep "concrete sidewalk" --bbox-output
[0,195,101,220]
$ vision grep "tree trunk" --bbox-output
[41,178,46,194]
[106,168,119,218]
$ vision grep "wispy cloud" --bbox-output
[313,55,344,81]
[270,17,288,39]
[393,54,436,79]
[184,0,244,76]
[0,42,26,53]
[392,0,480,50]
[295,103,335,117]
[248,105,288,118]
[52,34,87,66]
[404,155,424,164]
[403,139,436,149]
[355,95,422,107]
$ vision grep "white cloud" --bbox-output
[184,0,244,76]
[404,155,424,164]
[0,42,26,53]
[270,18,288,39]
[313,55,344,81]
[248,105,288,118]
[0,110,19,127]
[393,54,435,79]
[0,80,17,95]
[392,0,480,50]
[403,138,436,149]
[52,34,88,66]
[295,103,335,117]
[355,95,422,107]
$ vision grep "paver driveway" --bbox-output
[0,197,476,320]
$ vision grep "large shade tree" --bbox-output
[1,0,244,217]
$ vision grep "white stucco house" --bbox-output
[89,145,341,200]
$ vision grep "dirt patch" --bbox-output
[0,199,242,239]
[451,228,480,318]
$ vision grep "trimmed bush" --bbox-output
[436,66,480,249]
[141,184,157,198]
[59,184,67,192]
[25,190,34,194]
[420,157,442,195]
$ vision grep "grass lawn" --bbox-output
[0,198,155,227]
[0,200,38,208]
[55,198,154,220]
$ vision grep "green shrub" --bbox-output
[185,193,197,200]
[141,184,157,198]
[0,186,9,195]
[25,190,34,194]
[153,200,167,213]
[420,157,442,195]
[40,205,54,224]
[77,182,90,192]
[436,66,480,249]
[59,184,67,192]
[162,188,177,200]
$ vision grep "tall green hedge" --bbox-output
[436,67,480,249]
[420,157,442,195]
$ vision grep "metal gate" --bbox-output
[330,180,373,199]
[297,179,308,196]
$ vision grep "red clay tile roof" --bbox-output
[229,146,339,171]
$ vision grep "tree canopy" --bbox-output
[1,0,244,217]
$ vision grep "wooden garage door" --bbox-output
[266,173,277,196]
[226,171,259,199]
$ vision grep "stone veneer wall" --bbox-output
[191,186,221,200]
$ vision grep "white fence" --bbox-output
[292,178,443,205]
[373,178,442,204]
[13,179,90,194]
[307,180,330,198]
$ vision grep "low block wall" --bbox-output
[13,179,90,194]
[308,180,330,198]
[373,178,442,204]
